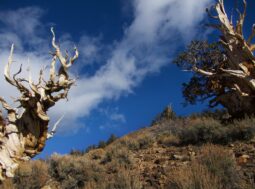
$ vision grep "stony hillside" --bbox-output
[1,108,255,189]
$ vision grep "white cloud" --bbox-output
[110,113,126,123]
[98,107,126,123]
[0,0,212,133]
[0,7,47,51]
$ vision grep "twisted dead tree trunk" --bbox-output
[193,0,255,117]
[0,28,78,180]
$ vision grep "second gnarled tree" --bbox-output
[174,0,255,118]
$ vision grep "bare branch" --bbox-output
[47,115,65,139]
[215,0,235,35]
[28,68,40,96]
[192,66,215,76]
[206,6,219,19]
[0,97,15,112]
[233,83,249,96]
[4,45,30,94]
[220,68,246,78]
[235,0,247,36]
[52,87,70,101]
[5,44,17,87]
[51,27,79,70]
[38,67,45,86]
[247,24,255,46]
[51,27,69,69]
[68,46,79,66]
[50,55,57,82]
[13,64,22,82]
[0,97,17,124]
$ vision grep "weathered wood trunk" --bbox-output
[0,28,78,180]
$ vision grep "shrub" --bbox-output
[13,160,49,189]
[157,133,180,146]
[88,148,105,160]
[70,149,84,156]
[199,144,242,189]
[104,167,142,189]
[119,137,140,151]
[229,118,255,141]
[179,118,225,144]
[120,134,154,151]
[189,109,229,120]
[85,144,97,153]
[106,134,118,145]
[167,145,242,189]
[167,162,222,189]
[49,156,87,188]
[152,106,177,125]
[98,141,107,148]
[137,135,154,149]
[101,145,133,167]
[178,117,255,145]
[49,154,104,189]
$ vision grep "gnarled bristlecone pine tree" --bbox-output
[0,28,78,180]
[175,0,255,118]
[205,0,255,116]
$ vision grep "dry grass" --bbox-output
[199,144,240,188]
[157,133,180,146]
[166,144,243,189]
[13,160,49,189]
[167,162,222,189]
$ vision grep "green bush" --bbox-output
[107,134,118,145]
[101,146,133,167]
[85,144,97,153]
[98,141,107,148]
[179,118,225,144]
[178,117,255,145]
[152,106,177,125]
[49,155,104,189]
[229,118,255,141]
[70,149,84,156]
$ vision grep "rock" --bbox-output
[189,151,196,157]
[172,154,185,161]
[41,186,51,189]
[189,151,196,160]
[237,154,250,165]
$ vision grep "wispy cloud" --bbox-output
[0,0,212,133]
[98,107,126,123]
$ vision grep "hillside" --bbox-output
[1,108,255,189]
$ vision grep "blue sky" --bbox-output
[0,0,254,158]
